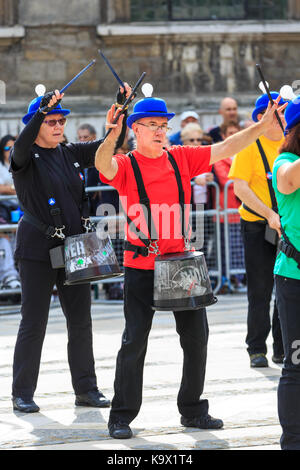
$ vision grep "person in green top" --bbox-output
[273,95,300,450]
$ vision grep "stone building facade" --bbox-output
[0,0,300,139]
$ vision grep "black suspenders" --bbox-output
[123,151,187,259]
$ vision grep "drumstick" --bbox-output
[256,64,285,133]
[60,59,96,94]
[103,71,147,140]
[98,50,125,89]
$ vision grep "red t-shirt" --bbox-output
[99,145,212,269]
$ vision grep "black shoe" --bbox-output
[12,397,40,413]
[272,354,285,364]
[250,353,269,368]
[181,414,223,430]
[108,421,133,439]
[75,390,110,408]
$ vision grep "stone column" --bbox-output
[288,0,300,19]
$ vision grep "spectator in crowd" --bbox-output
[169,110,211,146]
[228,92,285,368]
[0,135,18,223]
[0,136,21,301]
[181,123,214,209]
[208,97,239,143]
[0,236,21,302]
[213,122,245,292]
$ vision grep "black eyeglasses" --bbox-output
[43,118,67,127]
[136,122,171,133]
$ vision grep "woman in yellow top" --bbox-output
[228,92,286,368]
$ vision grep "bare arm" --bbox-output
[95,104,123,180]
[210,97,287,165]
[233,178,281,236]
[276,160,300,195]
[0,185,16,195]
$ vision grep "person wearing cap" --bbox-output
[95,88,285,439]
[272,95,300,449]
[168,110,200,145]
[228,92,286,368]
[10,84,131,413]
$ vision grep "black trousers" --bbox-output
[109,267,209,425]
[241,220,283,356]
[12,259,98,400]
[275,275,300,450]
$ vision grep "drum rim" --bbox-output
[155,250,204,262]
[152,295,218,311]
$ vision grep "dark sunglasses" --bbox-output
[43,118,67,127]
[4,146,12,151]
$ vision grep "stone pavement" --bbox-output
[0,294,282,451]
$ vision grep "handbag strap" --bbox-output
[242,139,278,220]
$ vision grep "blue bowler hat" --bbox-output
[22,96,71,125]
[252,92,286,123]
[284,96,300,134]
[127,97,175,129]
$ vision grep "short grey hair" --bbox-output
[77,123,96,135]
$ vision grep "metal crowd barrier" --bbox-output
[223,180,246,290]
[0,179,246,313]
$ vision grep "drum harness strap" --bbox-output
[123,151,189,259]
[241,139,300,267]
[22,146,93,240]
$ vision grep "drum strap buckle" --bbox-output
[148,240,160,256]
[51,226,66,240]
[184,237,192,251]
[81,217,95,233]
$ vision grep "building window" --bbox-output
[0,0,18,26]
[130,0,288,22]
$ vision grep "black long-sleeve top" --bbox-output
[10,108,126,262]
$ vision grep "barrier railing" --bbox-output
[223,180,245,291]
[0,179,245,313]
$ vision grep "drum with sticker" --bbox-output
[152,251,217,311]
[64,230,122,285]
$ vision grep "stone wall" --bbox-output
[0,0,300,141]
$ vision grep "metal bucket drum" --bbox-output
[64,231,122,285]
[152,251,217,311]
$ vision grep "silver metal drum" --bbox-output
[64,231,122,285]
[153,251,217,311]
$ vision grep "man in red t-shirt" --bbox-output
[95,92,286,439]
